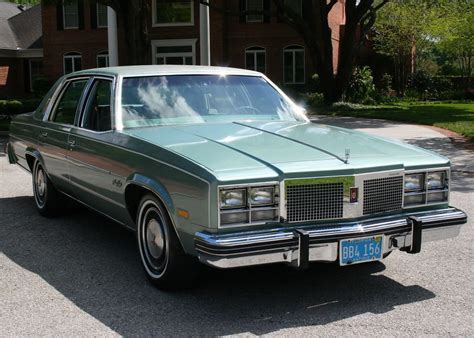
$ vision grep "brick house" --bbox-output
[0,2,43,99]
[42,0,345,87]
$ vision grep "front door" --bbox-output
[67,78,128,220]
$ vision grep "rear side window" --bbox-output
[51,79,88,125]
[82,79,113,131]
[34,78,62,120]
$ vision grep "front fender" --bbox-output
[125,173,175,216]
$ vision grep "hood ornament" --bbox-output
[344,148,350,164]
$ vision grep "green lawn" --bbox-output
[313,102,474,140]
[0,119,9,132]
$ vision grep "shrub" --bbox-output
[410,70,434,99]
[0,99,41,119]
[346,66,376,104]
[305,92,325,108]
[0,100,22,118]
[378,73,393,96]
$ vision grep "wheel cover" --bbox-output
[139,202,169,277]
[146,219,165,259]
[34,165,47,207]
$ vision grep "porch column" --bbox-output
[199,0,210,65]
[107,7,119,67]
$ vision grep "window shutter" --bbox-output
[239,0,246,23]
[90,3,97,29]
[78,0,85,30]
[263,0,271,23]
[56,3,64,30]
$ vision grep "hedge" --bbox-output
[0,99,41,118]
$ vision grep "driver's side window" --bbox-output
[82,79,113,132]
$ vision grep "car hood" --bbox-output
[124,121,449,182]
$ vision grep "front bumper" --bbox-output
[194,207,467,268]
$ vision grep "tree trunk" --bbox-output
[119,0,150,65]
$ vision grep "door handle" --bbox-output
[68,140,76,148]
[39,132,48,138]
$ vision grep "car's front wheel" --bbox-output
[32,161,63,217]
[136,194,199,290]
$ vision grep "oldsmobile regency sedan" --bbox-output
[6,66,467,289]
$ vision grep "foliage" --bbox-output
[269,0,389,103]
[0,101,22,117]
[0,99,41,119]
[378,73,393,96]
[434,0,474,91]
[305,92,325,108]
[346,66,376,104]
[410,70,434,100]
[373,0,441,96]
[8,0,40,6]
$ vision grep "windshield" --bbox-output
[120,75,306,128]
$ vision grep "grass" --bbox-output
[0,119,9,132]
[312,101,474,141]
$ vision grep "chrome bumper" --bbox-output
[195,208,467,269]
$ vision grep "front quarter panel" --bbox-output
[112,132,213,254]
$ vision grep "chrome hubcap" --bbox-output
[146,219,165,260]
[36,169,46,198]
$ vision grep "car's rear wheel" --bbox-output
[32,161,62,217]
[136,194,199,290]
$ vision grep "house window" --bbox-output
[283,46,305,84]
[97,3,108,27]
[245,47,266,73]
[284,0,302,16]
[29,59,43,92]
[63,52,82,74]
[152,39,196,65]
[153,0,194,27]
[246,0,263,22]
[97,51,109,68]
[63,0,79,29]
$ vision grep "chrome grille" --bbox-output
[286,183,343,222]
[363,176,403,215]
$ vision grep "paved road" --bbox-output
[0,119,473,336]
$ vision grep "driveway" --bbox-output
[0,118,473,336]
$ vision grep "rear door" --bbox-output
[38,77,89,192]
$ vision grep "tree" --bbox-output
[201,0,389,103]
[272,0,389,103]
[373,0,439,96]
[436,0,474,92]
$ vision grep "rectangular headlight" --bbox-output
[220,188,246,209]
[250,187,275,206]
[405,173,424,192]
[427,171,446,190]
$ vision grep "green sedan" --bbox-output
[6,65,467,289]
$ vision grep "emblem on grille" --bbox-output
[350,187,359,203]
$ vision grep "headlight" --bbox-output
[404,170,449,207]
[219,184,279,226]
[427,171,446,190]
[405,173,424,191]
[250,187,274,205]
[220,189,246,209]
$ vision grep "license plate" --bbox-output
[339,235,383,266]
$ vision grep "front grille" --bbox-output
[286,183,343,222]
[363,176,403,215]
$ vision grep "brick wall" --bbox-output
[42,0,345,85]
